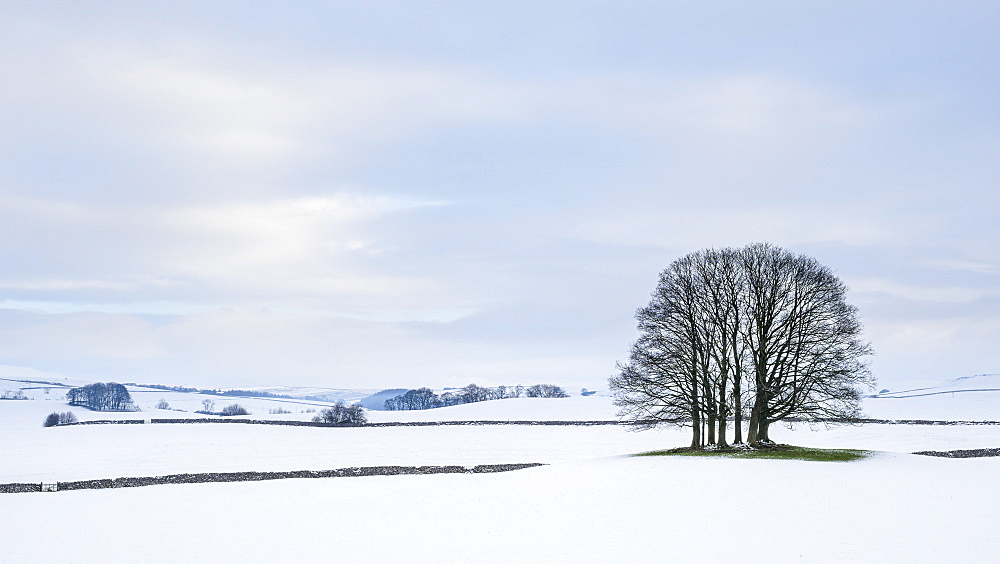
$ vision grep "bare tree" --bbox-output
[739,243,874,443]
[611,252,717,447]
[219,403,249,416]
[43,412,60,427]
[611,244,873,448]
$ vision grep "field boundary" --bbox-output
[912,448,1000,458]
[0,463,546,494]
[58,417,1000,428]
[66,419,628,427]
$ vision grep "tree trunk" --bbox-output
[690,369,701,448]
[756,419,771,443]
[748,352,768,445]
[707,413,716,445]
[717,414,728,448]
[690,408,701,448]
[732,377,743,444]
[717,382,729,448]
[747,396,763,445]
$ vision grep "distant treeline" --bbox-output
[385,383,568,411]
[126,383,296,400]
[0,377,69,388]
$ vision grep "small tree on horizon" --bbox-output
[43,411,78,427]
[525,384,569,398]
[219,403,249,416]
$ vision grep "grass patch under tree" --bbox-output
[636,444,870,462]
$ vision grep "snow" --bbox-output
[3,455,999,562]
[864,374,1000,420]
[3,376,1000,562]
[2,424,677,483]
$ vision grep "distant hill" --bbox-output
[864,373,1000,421]
[870,374,1000,398]
[357,389,409,411]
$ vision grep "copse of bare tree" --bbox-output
[525,384,570,398]
[1,389,28,400]
[385,388,441,410]
[43,411,78,427]
[312,402,367,425]
[610,243,873,448]
[219,403,250,416]
[66,382,137,412]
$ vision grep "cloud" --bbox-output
[566,202,903,251]
[0,191,467,318]
[864,313,1000,383]
[552,73,886,161]
[0,5,995,390]
[155,194,444,278]
[655,75,868,137]
[0,364,67,383]
[0,34,539,181]
[0,279,137,291]
[0,312,166,362]
[924,259,1000,275]
[0,300,211,316]
[847,278,1000,305]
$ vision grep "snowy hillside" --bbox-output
[366,395,618,422]
[215,385,379,403]
[5,375,1000,486]
[7,374,1000,425]
[4,374,1000,562]
[863,374,1000,420]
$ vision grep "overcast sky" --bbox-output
[0,1,996,391]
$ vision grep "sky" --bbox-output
[0,1,997,391]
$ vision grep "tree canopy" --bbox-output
[66,382,137,412]
[610,243,873,447]
[312,402,367,425]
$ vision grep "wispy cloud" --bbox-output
[155,194,446,277]
[0,279,137,291]
[0,2,995,388]
[924,259,1000,275]
[0,300,212,316]
[847,278,1000,304]
[567,203,904,251]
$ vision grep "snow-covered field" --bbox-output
[3,376,1000,562]
[864,373,1000,421]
